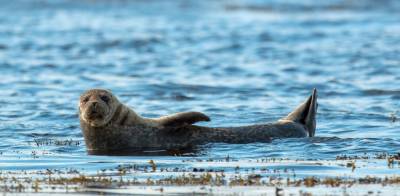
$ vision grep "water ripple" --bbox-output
[0,0,399,179]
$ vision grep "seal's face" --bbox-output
[79,89,119,127]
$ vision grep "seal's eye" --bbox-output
[100,95,110,103]
[83,97,89,103]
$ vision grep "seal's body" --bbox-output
[79,89,317,155]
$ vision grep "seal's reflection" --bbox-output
[88,147,201,156]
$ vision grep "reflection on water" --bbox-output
[0,0,399,194]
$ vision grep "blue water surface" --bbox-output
[0,0,399,178]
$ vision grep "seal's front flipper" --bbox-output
[158,111,211,127]
[281,88,318,137]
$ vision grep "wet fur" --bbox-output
[79,89,318,155]
[78,89,210,128]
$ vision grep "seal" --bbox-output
[79,88,318,155]
[78,89,211,128]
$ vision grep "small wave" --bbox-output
[93,37,163,51]
[362,89,400,96]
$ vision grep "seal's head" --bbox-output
[79,89,119,127]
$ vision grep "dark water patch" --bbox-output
[362,89,400,96]
[93,37,163,52]
[170,92,195,101]
[225,0,400,13]
[0,43,7,50]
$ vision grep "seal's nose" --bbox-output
[92,102,98,109]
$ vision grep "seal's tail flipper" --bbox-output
[282,88,318,137]
[157,111,211,127]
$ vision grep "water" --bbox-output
[0,0,399,194]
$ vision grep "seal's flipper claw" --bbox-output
[158,111,211,127]
[282,88,317,137]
